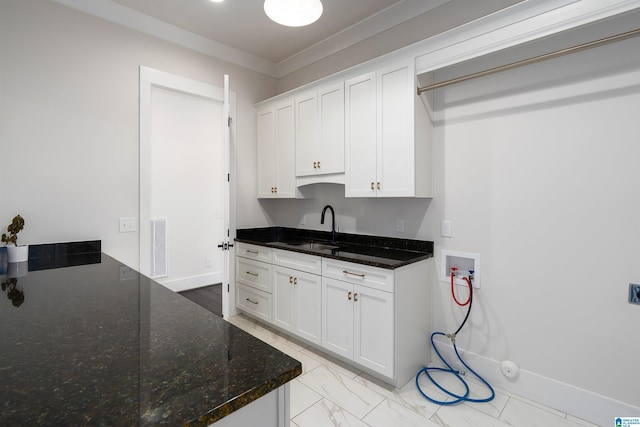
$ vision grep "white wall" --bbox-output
[0,0,275,268]
[429,35,640,409]
[258,32,640,419]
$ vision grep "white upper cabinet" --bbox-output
[344,72,377,197]
[258,57,432,198]
[257,100,297,198]
[295,82,344,177]
[345,59,433,198]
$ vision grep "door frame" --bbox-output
[139,66,237,318]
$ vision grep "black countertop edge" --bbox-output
[189,365,302,427]
[236,227,433,269]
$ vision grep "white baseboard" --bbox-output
[430,339,639,426]
[157,272,222,292]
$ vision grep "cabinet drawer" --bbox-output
[236,242,272,263]
[322,258,394,292]
[273,249,322,275]
[237,258,272,293]
[237,284,272,323]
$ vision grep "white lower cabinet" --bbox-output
[273,265,322,345]
[321,277,394,378]
[236,244,431,388]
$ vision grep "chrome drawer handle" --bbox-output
[342,270,365,278]
[246,271,258,277]
[246,298,259,305]
[246,250,259,254]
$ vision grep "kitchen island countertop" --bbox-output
[0,246,300,426]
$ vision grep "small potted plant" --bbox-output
[2,215,28,263]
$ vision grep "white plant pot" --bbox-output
[7,245,28,263]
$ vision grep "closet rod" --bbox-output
[417,27,640,95]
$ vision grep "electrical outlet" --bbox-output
[629,283,640,305]
[396,219,405,232]
[205,258,213,268]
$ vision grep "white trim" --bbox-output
[156,272,223,293]
[430,340,640,426]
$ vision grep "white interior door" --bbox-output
[139,67,237,318]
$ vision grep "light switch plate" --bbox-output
[441,220,452,238]
[119,217,136,233]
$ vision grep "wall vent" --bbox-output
[151,218,168,278]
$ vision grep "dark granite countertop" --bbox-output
[236,227,433,269]
[0,242,301,426]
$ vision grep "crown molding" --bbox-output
[48,0,452,79]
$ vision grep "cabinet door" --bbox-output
[353,285,394,377]
[345,72,377,197]
[318,82,344,174]
[257,107,277,198]
[377,61,413,197]
[294,271,322,345]
[321,277,353,359]
[274,101,296,198]
[272,265,295,332]
[295,90,319,177]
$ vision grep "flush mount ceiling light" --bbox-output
[264,0,323,27]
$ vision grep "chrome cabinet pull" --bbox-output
[348,291,352,300]
[370,182,374,190]
[289,276,293,284]
[293,277,297,285]
[377,182,381,190]
[342,270,365,278]
[354,292,358,302]
[246,249,259,255]
[246,271,258,277]
[317,161,321,168]
[246,298,259,305]
[314,161,317,169]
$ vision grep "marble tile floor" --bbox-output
[227,314,599,427]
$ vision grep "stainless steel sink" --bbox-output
[290,242,339,251]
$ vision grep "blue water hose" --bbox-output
[416,272,495,405]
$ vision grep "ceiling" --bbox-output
[108,0,449,64]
